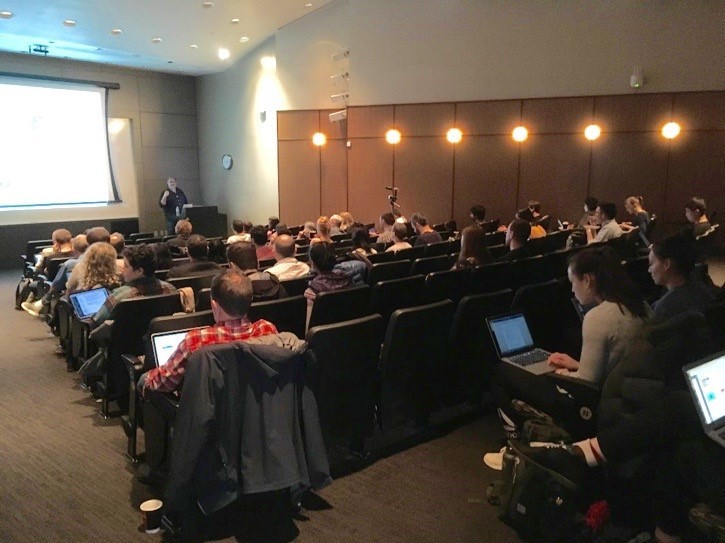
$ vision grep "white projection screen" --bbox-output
[0,75,138,226]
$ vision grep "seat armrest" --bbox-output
[545,372,601,405]
[122,354,144,380]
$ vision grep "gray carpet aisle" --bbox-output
[0,270,518,543]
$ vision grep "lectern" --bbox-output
[184,206,227,238]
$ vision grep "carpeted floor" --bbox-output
[0,270,519,543]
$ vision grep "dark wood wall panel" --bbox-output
[395,103,455,137]
[665,132,725,219]
[594,94,672,133]
[394,138,454,225]
[320,140,348,215]
[278,110,319,141]
[453,136,519,229]
[590,132,669,221]
[348,138,393,224]
[672,92,725,131]
[522,97,594,134]
[347,106,394,138]
[456,100,521,135]
[519,134,591,224]
[278,140,320,226]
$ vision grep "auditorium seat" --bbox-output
[366,251,399,264]
[278,276,312,297]
[425,267,473,305]
[308,284,371,330]
[410,255,452,276]
[510,279,575,353]
[367,260,411,286]
[393,245,426,261]
[371,275,427,325]
[624,255,663,304]
[509,253,555,289]
[487,244,509,260]
[248,295,307,339]
[471,261,511,293]
[423,240,452,257]
[484,230,505,246]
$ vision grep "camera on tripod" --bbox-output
[386,186,399,207]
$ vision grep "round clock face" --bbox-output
[222,154,233,170]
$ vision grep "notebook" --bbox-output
[486,313,554,375]
[683,350,725,448]
[69,287,109,319]
[150,327,206,368]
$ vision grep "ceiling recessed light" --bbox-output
[218,48,230,60]
[0,10,13,19]
[111,28,123,35]
[167,61,173,64]
[190,44,198,49]
[63,19,77,27]
[202,1,214,7]
[152,37,162,43]
[305,3,312,7]
[239,36,249,43]
[230,18,240,23]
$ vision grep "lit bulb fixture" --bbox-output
[230,18,239,23]
[239,36,249,43]
[0,10,13,19]
[446,128,463,144]
[111,28,123,35]
[661,122,681,139]
[312,132,327,146]
[584,124,601,141]
[152,37,162,43]
[190,44,198,49]
[202,1,215,7]
[386,129,402,145]
[63,19,77,27]
[512,126,528,142]
[218,48,230,60]
[260,56,276,70]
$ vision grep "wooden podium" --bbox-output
[184,206,227,238]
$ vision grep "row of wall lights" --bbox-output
[311,122,682,146]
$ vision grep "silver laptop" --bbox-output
[150,327,206,368]
[683,350,725,448]
[69,287,109,319]
[486,313,554,375]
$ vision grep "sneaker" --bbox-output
[483,446,506,470]
[20,301,40,317]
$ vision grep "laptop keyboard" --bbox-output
[509,349,550,367]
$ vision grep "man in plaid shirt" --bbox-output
[142,269,277,395]
[90,244,176,329]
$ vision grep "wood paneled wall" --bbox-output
[278,91,723,230]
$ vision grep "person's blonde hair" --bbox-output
[175,219,192,237]
[340,211,354,230]
[316,216,330,237]
[81,242,120,291]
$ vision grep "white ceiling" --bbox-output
[0,0,332,75]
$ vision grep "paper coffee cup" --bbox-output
[140,499,163,534]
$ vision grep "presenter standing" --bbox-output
[159,177,188,234]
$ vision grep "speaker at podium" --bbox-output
[184,205,228,238]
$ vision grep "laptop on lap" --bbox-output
[486,313,554,375]
[69,287,109,320]
[683,350,725,448]
[150,327,207,368]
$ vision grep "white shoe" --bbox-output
[21,301,40,317]
[483,446,507,470]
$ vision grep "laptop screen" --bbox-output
[488,313,535,356]
[685,353,725,426]
[150,327,207,368]
[69,287,109,319]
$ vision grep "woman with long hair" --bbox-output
[339,211,355,232]
[452,225,491,269]
[310,216,332,245]
[620,196,650,236]
[79,242,121,292]
[350,227,377,255]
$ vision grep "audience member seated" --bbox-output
[77,242,122,292]
[304,242,353,326]
[385,223,413,253]
[489,246,650,446]
[649,234,715,320]
[109,232,126,275]
[452,225,491,269]
[340,211,355,232]
[150,242,174,271]
[266,216,280,240]
[350,228,377,256]
[297,221,317,240]
[470,204,487,226]
[35,228,74,275]
[265,234,311,280]
[516,199,542,223]
[90,244,176,330]
[495,219,532,262]
[620,196,650,236]
[166,235,221,279]
[167,219,193,256]
[250,225,275,262]
[376,212,396,244]
[578,196,599,228]
[226,241,287,301]
[411,212,443,246]
[684,197,711,238]
[311,216,333,245]
[328,214,344,236]
[393,209,407,224]
[227,219,252,244]
[66,227,111,293]
[586,202,623,244]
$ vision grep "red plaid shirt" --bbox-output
[143,317,277,394]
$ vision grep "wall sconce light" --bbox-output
[330,72,349,85]
[260,56,276,70]
[584,124,602,141]
[512,126,528,142]
[330,92,349,103]
[312,132,327,146]
[446,128,462,144]
[661,122,681,139]
[331,50,349,62]
[385,129,401,144]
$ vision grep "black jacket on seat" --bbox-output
[165,339,332,515]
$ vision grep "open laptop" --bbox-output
[69,287,109,320]
[486,313,554,375]
[150,327,207,368]
[683,350,725,448]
